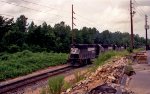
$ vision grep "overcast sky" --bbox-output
[0,0,150,37]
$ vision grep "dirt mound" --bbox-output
[62,57,134,94]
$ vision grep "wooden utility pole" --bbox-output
[72,4,76,44]
[130,0,134,49]
[145,15,149,50]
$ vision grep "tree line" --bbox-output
[0,15,147,53]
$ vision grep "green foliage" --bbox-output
[7,45,20,53]
[133,48,145,52]
[0,16,14,42]
[0,15,148,53]
[124,65,134,76]
[94,51,128,67]
[127,47,133,53]
[15,15,27,32]
[74,72,85,83]
[0,51,68,81]
[2,30,26,46]
[40,88,47,94]
[63,81,72,91]
[41,76,72,94]
[48,76,64,94]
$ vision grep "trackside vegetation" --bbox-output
[0,50,68,81]
[41,51,130,94]
[94,50,129,67]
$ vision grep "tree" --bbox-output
[0,15,147,53]
[2,30,26,47]
[53,21,71,52]
[0,16,14,42]
[16,15,28,32]
[28,21,36,33]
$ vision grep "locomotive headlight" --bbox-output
[71,48,80,54]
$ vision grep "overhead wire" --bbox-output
[0,13,56,24]
[76,13,120,32]
[0,0,70,20]
[18,0,71,14]
[0,0,121,31]
[133,0,146,15]
[75,13,108,30]
[0,0,139,32]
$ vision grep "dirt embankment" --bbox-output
[62,57,133,94]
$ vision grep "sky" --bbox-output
[0,0,150,37]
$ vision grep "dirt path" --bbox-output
[129,51,150,94]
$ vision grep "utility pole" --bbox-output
[130,0,134,49]
[145,15,149,50]
[72,4,76,44]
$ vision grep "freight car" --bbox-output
[68,44,103,67]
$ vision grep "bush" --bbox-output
[94,51,128,67]
[0,51,68,81]
[127,47,133,53]
[48,76,64,94]
[74,72,84,83]
[8,45,20,53]
[0,54,9,61]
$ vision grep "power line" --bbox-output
[0,0,124,32]
[21,0,56,10]
[18,0,71,14]
[76,14,101,29]
[0,0,68,19]
[133,0,146,15]
[0,13,55,23]
[76,13,115,31]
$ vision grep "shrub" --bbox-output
[40,88,47,94]
[63,81,72,91]
[94,51,128,67]
[48,76,64,94]
[8,45,20,53]
[0,51,68,81]
[74,72,84,83]
[0,54,9,61]
[127,47,133,53]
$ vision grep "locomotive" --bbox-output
[68,44,104,66]
[68,44,126,66]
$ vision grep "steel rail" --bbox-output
[0,65,72,94]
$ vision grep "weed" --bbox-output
[0,50,68,81]
[124,65,135,76]
[40,87,47,94]
[127,47,133,53]
[74,71,85,83]
[48,76,64,94]
[63,81,72,91]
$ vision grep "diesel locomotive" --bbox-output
[68,44,104,66]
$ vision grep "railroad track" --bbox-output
[0,65,72,94]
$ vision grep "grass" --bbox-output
[94,50,129,67]
[74,71,85,83]
[40,50,133,94]
[133,48,145,53]
[48,76,64,94]
[40,75,71,94]
[0,50,68,81]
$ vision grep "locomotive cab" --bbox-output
[69,44,101,66]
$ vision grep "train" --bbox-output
[68,44,104,66]
[68,44,126,67]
